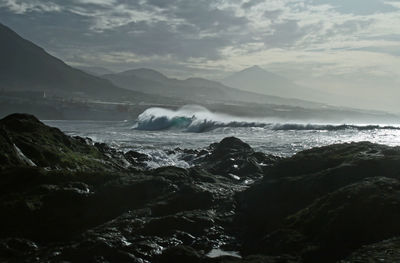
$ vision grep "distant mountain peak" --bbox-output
[227,65,282,81]
[249,65,263,70]
[119,68,168,81]
[241,65,265,72]
[77,66,114,76]
[221,65,304,99]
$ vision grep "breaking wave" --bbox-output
[271,123,400,131]
[132,105,400,133]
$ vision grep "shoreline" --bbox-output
[1,113,400,262]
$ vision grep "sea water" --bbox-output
[43,105,400,168]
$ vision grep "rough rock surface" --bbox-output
[339,237,400,262]
[236,141,400,262]
[1,114,400,263]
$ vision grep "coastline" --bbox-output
[1,113,400,262]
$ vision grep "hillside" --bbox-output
[222,65,333,102]
[102,68,324,108]
[0,23,159,102]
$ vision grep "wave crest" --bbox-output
[132,105,260,132]
[133,105,400,133]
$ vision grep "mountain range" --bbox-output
[76,66,115,76]
[1,22,396,122]
[221,65,333,103]
[0,23,161,103]
[0,21,330,110]
[101,68,324,108]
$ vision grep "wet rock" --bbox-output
[249,177,400,262]
[89,175,176,224]
[141,212,215,237]
[0,173,95,241]
[0,113,129,171]
[207,254,300,263]
[339,237,400,263]
[125,150,150,165]
[151,166,190,181]
[236,142,400,254]
[150,183,214,216]
[157,245,202,263]
[3,114,400,263]
[0,238,38,262]
[197,137,278,181]
[189,167,219,183]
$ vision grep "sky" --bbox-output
[1,0,400,112]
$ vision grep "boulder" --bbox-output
[236,142,400,249]
[198,137,278,180]
[339,237,400,263]
[248,177,400,262]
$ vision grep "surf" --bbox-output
[132,105,400,133]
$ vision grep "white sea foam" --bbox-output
[43,107,400,169]
[141,149,191,169]
[132,105,400,133]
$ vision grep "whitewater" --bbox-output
[44,105,400,168]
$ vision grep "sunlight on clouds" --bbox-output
[0,0,61,14]
[1,0,400,108]
[74,0,117,5]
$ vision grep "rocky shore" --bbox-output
[1,114,400,262]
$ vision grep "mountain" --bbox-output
[102,68,324,108]
[0,23,157,101]
[119,68,170,82]
[221,65,331,102]
[76,66,115,76]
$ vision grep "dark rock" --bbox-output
[73,136,94,145]
[339,237,400,262]
[248,177,400,262]
[0,113,124,171]
[197,137,278,181]
[152,166,190,181]
[150,183,214,216]
[3,114,400,263]
[207,254,300,263]
[94,142,116,154]
[0,238,38,262]
[190,167,219,183]
[292,177,400,261]
[236,142,400,254]
[141,211,215,236]
[125,150,150,164]
[157,245,202,263]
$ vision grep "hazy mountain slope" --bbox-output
[0,23,156,101]
[119,68,170,82]
[103,68,325,108]
[221,65,332,102]
[76,66,114,76]
[102,69,176,97]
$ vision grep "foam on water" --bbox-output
[140,149,191,169]
[43,105,400,169]
[133,105,400,133]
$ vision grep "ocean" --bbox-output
[43,105,400,169]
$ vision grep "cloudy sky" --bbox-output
[1,0,400,111]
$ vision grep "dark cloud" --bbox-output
[0,0,250,63]
[1,0,398,85]
[157,0,249,32]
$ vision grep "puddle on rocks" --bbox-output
[206,248,241,258]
